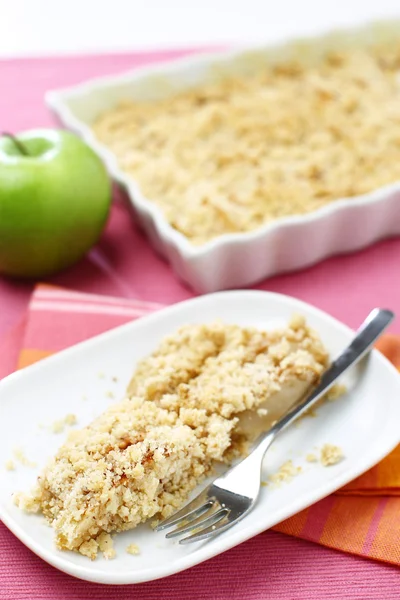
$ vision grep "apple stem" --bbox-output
[1,132,29,156]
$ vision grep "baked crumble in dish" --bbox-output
[15,316,329,559]
[93,41,400,244]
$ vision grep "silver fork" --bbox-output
[156,308,394,544]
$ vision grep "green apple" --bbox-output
[0,129,111,278]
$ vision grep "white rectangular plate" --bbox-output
[0,290,399,584]
[46,21,400,292]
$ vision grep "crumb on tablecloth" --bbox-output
[105,391,115,399]
[5,459,15,471]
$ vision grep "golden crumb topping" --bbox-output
[94,41,400,244]
[96,532,116,560]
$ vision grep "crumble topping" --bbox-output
[79,540,98,560]
[96,532,116,560]
[16,317,328,559]
[93,41,400,244]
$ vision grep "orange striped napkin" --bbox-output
[9,284,400,566]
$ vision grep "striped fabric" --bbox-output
[10,284,400,566]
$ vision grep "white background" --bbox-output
[0,0,400,57]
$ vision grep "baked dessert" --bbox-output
[93,40,400,244]
[16,316,328,559]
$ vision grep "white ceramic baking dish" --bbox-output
[46,21,400,293]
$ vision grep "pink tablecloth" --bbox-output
[1,50,400,599]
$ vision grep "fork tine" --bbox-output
[155,493,214,531]
[178,508,230,544]
[165,502,219,539]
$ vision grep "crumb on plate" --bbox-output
[306,453,317,463]
[301,383,347,419]
[257,408,268,417]
[126,543,140,556]
[51,414,77,434]
[269,460,301,485]
[13,447,36,468]
[320,444,343,466]
[326,383,347,401]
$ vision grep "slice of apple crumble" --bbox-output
[15,316,328,559]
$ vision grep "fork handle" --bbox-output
[253,308,394,458]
